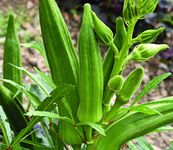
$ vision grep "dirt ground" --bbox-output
[0,0,173,149]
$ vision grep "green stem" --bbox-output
[84,126,92,143]
[86,144,94,150]
[103,99,123,123]
[102,21,136,113]
[73,144,81,150]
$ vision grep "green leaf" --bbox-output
[26,111,74,124]
[1,79,41,107]
[167,141,173,150]
[77,122,106,136]
[95,98,173,149]
[135,137,154,150]
[127,141,137,150]
[0,106,12,146]
[10,65,55,96]
[21,41,48,66]
[22,139,53,149]
[130,105,162,116]
[154,126,173,132]
[131,73,171,106]
[12,84,74,147]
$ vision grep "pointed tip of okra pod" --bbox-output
[84,3,91,9]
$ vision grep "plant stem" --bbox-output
[102,21,136,114]
[86,144,94,150]
[103,99,123,123]
[84,126,92,143]
[73,144,81,150]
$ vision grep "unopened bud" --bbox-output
[138,27,164,43]
[127,44,168,61]
[108,75,124,92]
[91,11,114,46]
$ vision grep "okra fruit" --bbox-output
[3,14,22,101]
[117,66,144,103]
[103,17,127,91]
[77,4,103,123]
[39,0,82,145]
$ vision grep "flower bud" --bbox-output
[127,44,168,61]
[108,75,124,92]
[138,27,164,43]
[91,11,114,46]
[117,67,144,103]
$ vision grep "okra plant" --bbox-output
[0,0,173,149]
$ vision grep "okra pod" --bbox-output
[39,0,82,144]
[117,66,144,103]
[3,14,22,100]
[77,4,103,122]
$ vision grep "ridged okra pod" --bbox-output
[39,0,82,144]
[117,66,144,103]
[3,14,22,100]
[77,4,103,122]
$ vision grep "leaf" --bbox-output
[61,98,74,121]
[131,73,171,106]
[135,137,154,150]
[21,42,48,66]
[11,84,74,147]
[130,105,162,116]
[0,106,12,146]
[127,141,137,150]
[95,98,173,150]
[10,65,55,96]
[77,122,106,136]
[154,126,173,132]
[1,79,41,107]
[22,139,53,149]
[167,141,173,150]
[26,111,74,125]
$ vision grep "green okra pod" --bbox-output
[77,4,103,123]
[39,0,82,145]
[117,66,144,103]
[3,14,22,101]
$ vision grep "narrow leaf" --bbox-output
[0,106,12,146]
[77,122,106,136]
[95,98,173,149]
[130,105,162,116]
[26,111,74,124]
[12,84,74,147]
[135,137,154,150]
[131,73,171,106]
[21,42,48,66]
